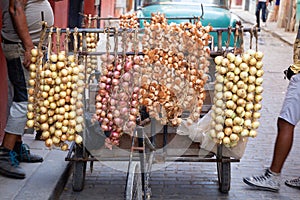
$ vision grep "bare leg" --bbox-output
[1,133,20,150]
[270,118,294,173]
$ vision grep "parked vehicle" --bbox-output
[135,0,241,49]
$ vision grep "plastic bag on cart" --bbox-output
[177,112,211,143]
[177,110,248,159]
[82,112,107,152]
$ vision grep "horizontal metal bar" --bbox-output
[166,157,240,162]
[45,27,259,34]
[94,16,203,21]
[65,155,240,163]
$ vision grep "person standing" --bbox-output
[243,24,300,191]
[256,0,269,28]
[270,0,280,22]
[0,0,55,179]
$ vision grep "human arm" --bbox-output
[8,0,34,68]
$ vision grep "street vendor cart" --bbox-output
[27,4,263,199]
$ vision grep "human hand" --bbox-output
[23,49,33,69]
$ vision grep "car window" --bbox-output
[142,0,228,6]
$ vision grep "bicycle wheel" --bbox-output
[125,161,143,200]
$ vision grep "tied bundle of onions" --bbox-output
[119,12,139,29]
[26,46,85,150]
[96,55,141,147]
[140,13,212,126]
[79,32,99,76]
[211,50,264,147]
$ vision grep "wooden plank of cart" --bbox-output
[56,15,261,199]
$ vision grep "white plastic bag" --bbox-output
[177,110,248,159]
[177,111,211,143]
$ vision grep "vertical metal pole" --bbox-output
[150,118,156,147]
[163,125,168,149]
[137,127,147,200]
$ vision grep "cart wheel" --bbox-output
[72,144,87,192]
[217,157,231,193]
[125,162,143,200]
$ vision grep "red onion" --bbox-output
[114,117,122,126]
[119,101,128,108]
[133,64,140,71]
[118,92,127,100]
[101,124,108,131]
[116,127,123,133]
[113,110,120,117]
[122,72,131,82]
[96,94,102,101]
[110,105,116,111]
[132,93,138,100]
[131,100,138,107]
[100,54,108,62]
[130,108,138,115]
[112,78,120,86]
[111,131,119,138]
[107,63,114,71]
[103,117,109,124]
[133,56,140,64]
[96,102,102,109]
[111,140,119,146]
[125,61,133,72]
[102,104,107,111]
[122,81,130,91]
[102,97,108,104]
[96,109,102,115]
[107,55,115,63]
[133,86,140,93]
[99,89,107,96]
[100,111,106,118]
[107,112,113,120]
[102,68,108,76]
[106,77,112,84]
[121,107,128,114]
[129,114,136,121]
[99,82,106,89]
[110,98,117,106]
[116,64,122,71]
[126,121,136,129]
[114,70,121,79]
[105,84,111,90]
[100,76,107,83]
[107,71,113,78]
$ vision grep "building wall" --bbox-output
[0,10,7,142]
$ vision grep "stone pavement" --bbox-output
[1,8,300,200]
[0,134,71,200]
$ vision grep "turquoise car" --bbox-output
[135,0,241,51]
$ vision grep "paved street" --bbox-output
[60,22,300,200]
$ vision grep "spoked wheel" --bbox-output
[217,157,231,193]
[125,161,143,200]
[72,143,87,192]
